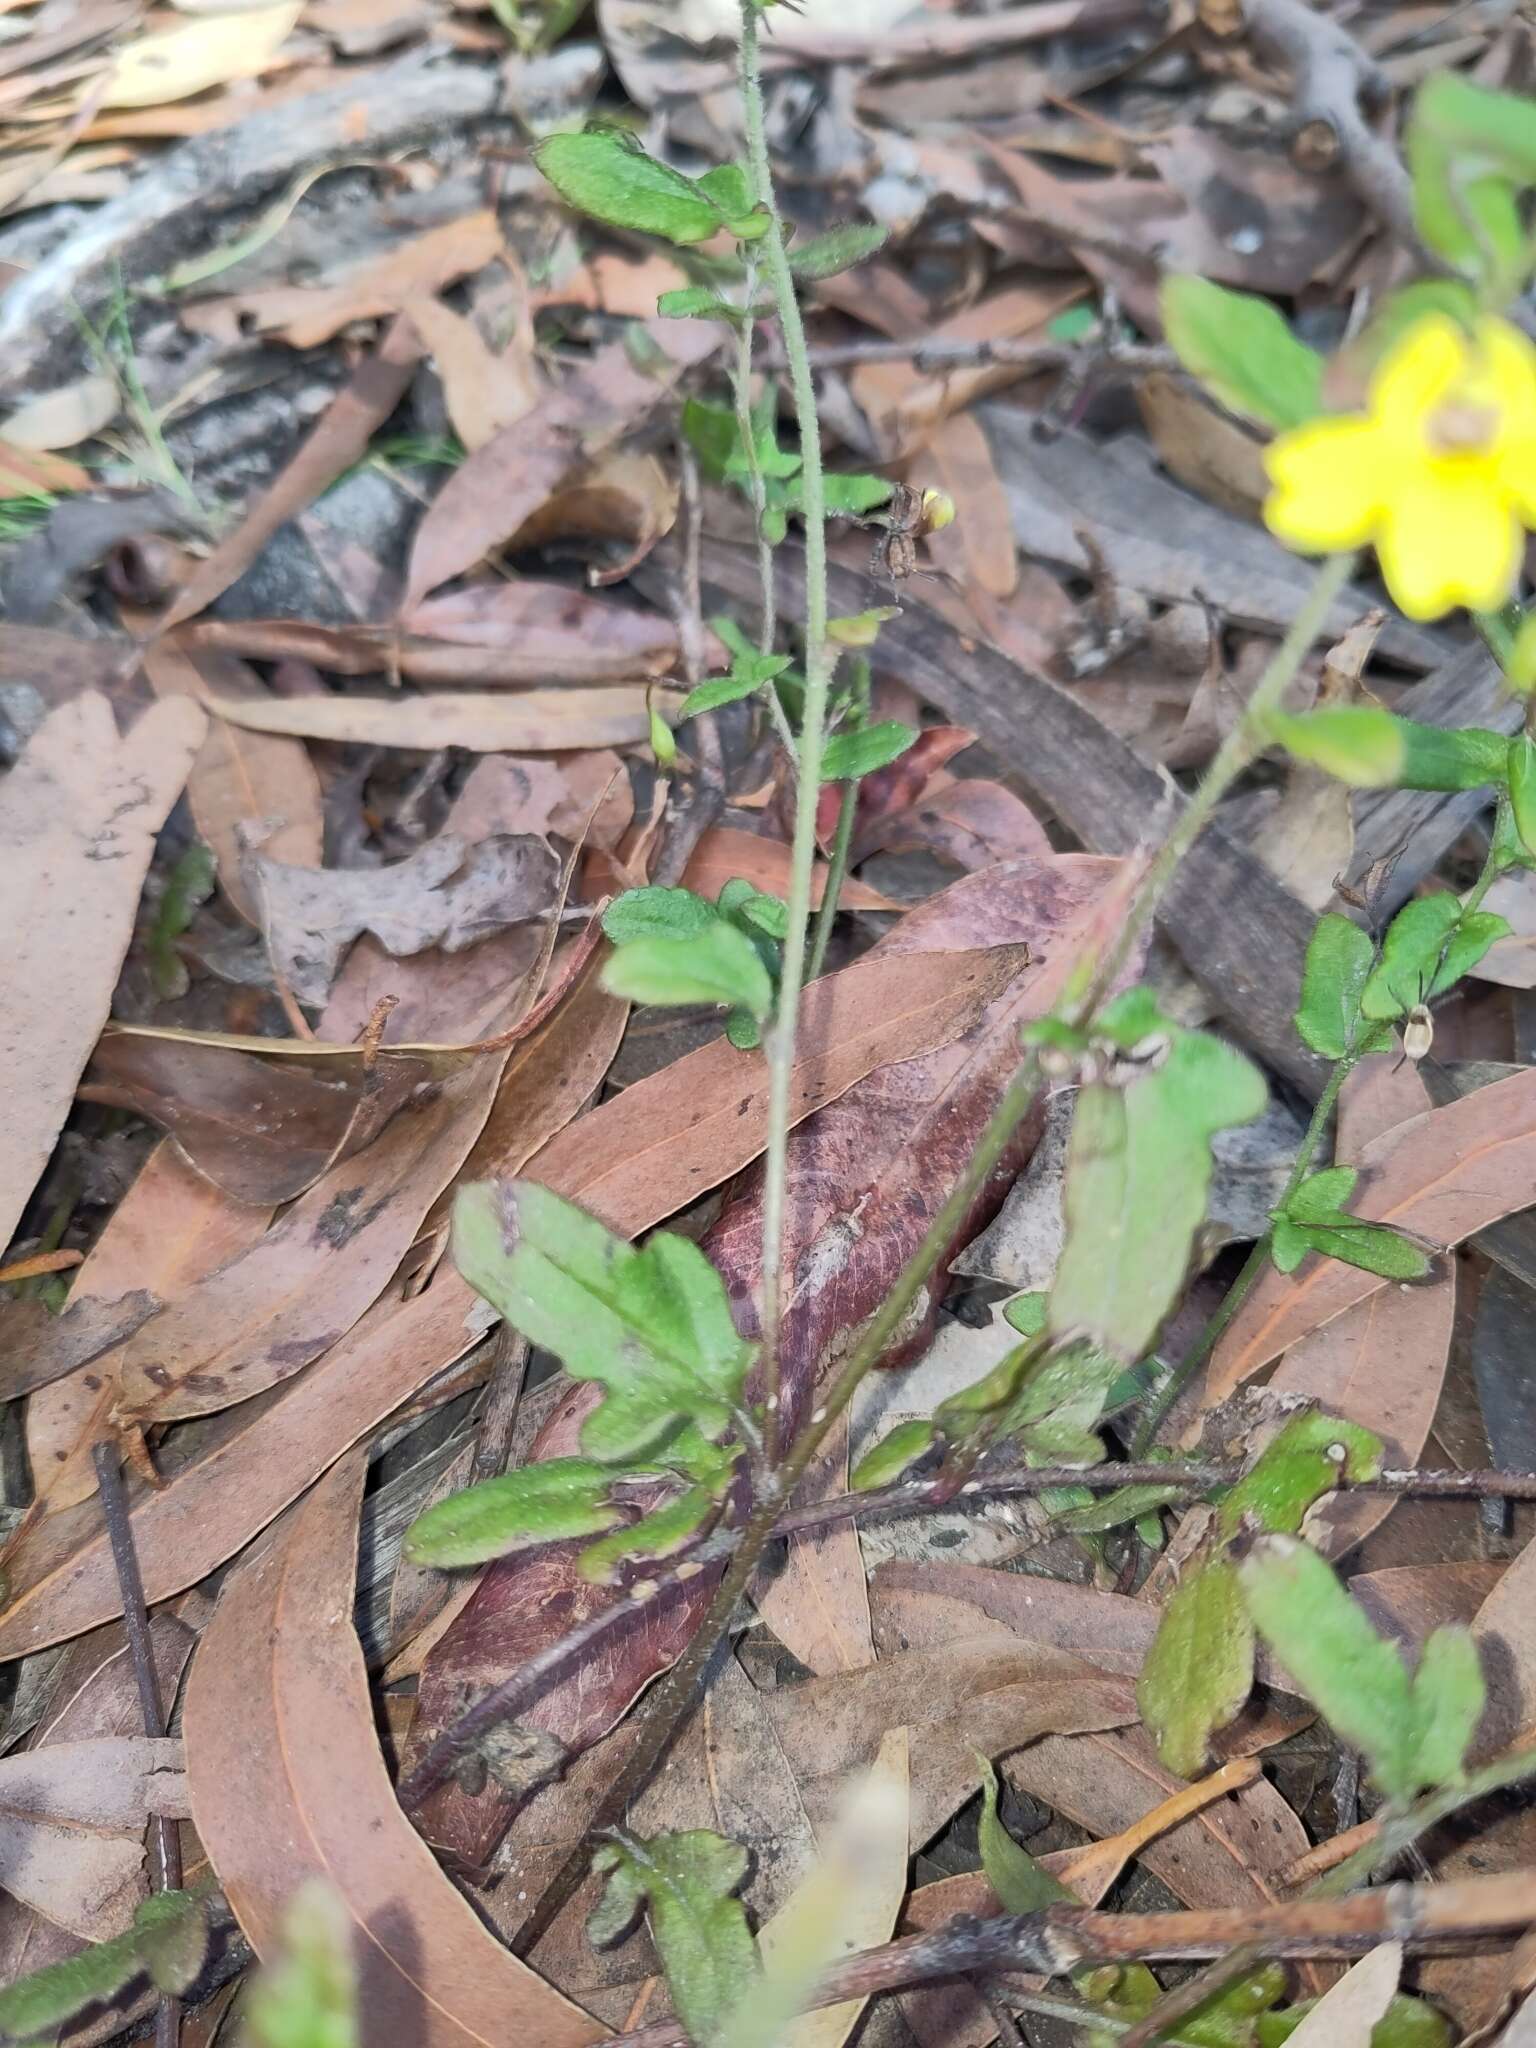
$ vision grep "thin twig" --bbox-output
[470,1327,531,1487]
[92,1440,182,2048]
[775,336,1172,375]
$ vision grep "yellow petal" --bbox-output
[1375,470,1522,621]
[1263,419,1390,553]
[1481,317,1536,523]
[1370,315,1464,435]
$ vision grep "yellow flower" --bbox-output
[1263,313,1536,621]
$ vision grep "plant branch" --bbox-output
[603,1870,1536,2048]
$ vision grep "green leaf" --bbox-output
[149,842,215,1000]
[678,672,760,718]
[577,1485,716,1584]
[1259,1992,1454,2048]
[850,1417,937,1490]
[1285,1166,1359,1225]
[820,719,917,782]
[532,130,728,244]
[1050,995,1268,1361]
[657,287,744,322]
[453,1181,756,1462]
[1048,303,1099,343]
[0,1891,207,2042]
[1353,280,1482,371]
[977,1755,1073,1910]
[403,1457,621,1567]
[1408,74,1532,299]
[1395,718,1512,792]
[683,396,743,479]
[827,606,900,648]
[602,887,718,944]
[1295,912,1375,1059]
[1278,1217,1432,1282]
[788,221,888,278]
[1361,893,1509,1020]
[589,1832,755,2042]
[1407,1624,1485,1789]
[1003,1291,1049,1338]
[715,877,788,941]
[1239,1535,1418,1801]
[1138,1554,1255,1779]
[812,472,895,516]
[1510,733,1536,858]
[1269,1215,1313,1275]
[1269,707,1405,787]
[1160,275,1325,430]
[696,163,754,217]
[1056,1480,1184,1536]
[1216,1411,1383,1540]
[724,1009,762,1049]
[602,923,775,1018]
[248,1883,358,2048]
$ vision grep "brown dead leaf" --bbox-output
[183,212,504,350]
[83,1033,428,1206]
[248,830,559,1008]
[102,0,300,105]
[0,1736,186,1939]
[854,778,1052,874]
[1469,1531,1536,1760]
[683,825,897,912]
[182,1453,602,2048]
[205,684,673,752]
[143,638,322,924]
[406,293,539,452]
[533,250,690,319]
[754,1413,872,1677]
[0,692,207,1255]
[157,315,422,631]
[1137,370,1268,520]
[928,411,1017,599]
[403,317,719,608]
[401,579,678,678]
[112,1051,512,1425]
[24,1145,272,1514]
[508,449,679,587]
[1205,1069,1536,1403]
[0,440,90,492]
[1,373,119,451]
[448,751,633,853]
[1288,1944,1402,2048]
[0,1291,162,1406]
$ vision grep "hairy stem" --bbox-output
[729,249,798,761]
[740,0,832,1432]
[808,659,867,979]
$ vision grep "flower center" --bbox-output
[1426,400,1501,456]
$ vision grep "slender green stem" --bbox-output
[1132,1051,1354,1454]
[807,658,868,980]
[1462,793,1510,916]
[1076,553,1355,1024]
[740,0,832,1449]
[729,250,798,762]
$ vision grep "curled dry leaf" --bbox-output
[0,1736,187,1940]
[1206,1067,1536,1405]
[84,1032,430,1207]
[0,692,207,1255]
[248,831,559,1008]
[404,317,719,609]
[407,855,1128,1864]
[182,1452,602,2048]
[205,684,676,753]
[507,449,679,587]
[143,638,323,926]
[0,938,1011,1657]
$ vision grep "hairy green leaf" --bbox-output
[454,1181,755,1462]
[715,877,788,940]
[403,1457,621,1567]
[589,1832,755,2042]
[1285,1166,1360,1225]
[1273,1216,1432,1281]
[248,1883,358,2048]
[1408,75,1532,299]
[1240,1535,1418,1801]
[1361,893,1510,1020]
[1161,275,1325,429]
[0,1890,207,2043]
[1510,734,1536,860]
[977,1755,1072,1910]
[812,472,895,516]
[1050,993,1267,1360]
[657,287,746,322]
[603,887,718,944]
[1295,912,1377,1059]
[1138,1554,1255,1780]
[850,1417,937,1490]
[1406,1624,1486,1789]
[1216,1411,1383,1540]
[149,842,215,1000]
[533,130,727,243]
[1004,1291,1049,1338]
[820,719,918,782]
[602,922,775,1018]
[677,672,760,718]
[577,1486,716,1584]
[1258,1991,1453,2048]
[788,222,888,278]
